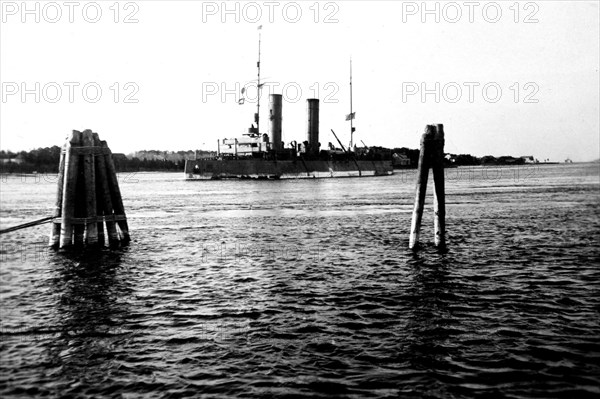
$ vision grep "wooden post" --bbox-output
[96,178,105,248]
[92,134,105,246]
[409,125,435,250]
[82,130,98,246]
[73,158,85,247]
[101,140,130,243]
[93,134,120,247]
[49,143,66,248]
[52,130,130,250]
[59,130,82,248]
[432,124,446,248]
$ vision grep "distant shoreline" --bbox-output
[1,162,595,178]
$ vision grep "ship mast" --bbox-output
[256,26,262,136]
[349,57,354,150]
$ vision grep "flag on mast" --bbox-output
[345,112,355,121]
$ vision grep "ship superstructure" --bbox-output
[185,30,392,180]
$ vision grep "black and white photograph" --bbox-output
[1,1,599,397]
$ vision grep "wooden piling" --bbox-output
[92,134,105,246]
[73,159,85,247]
[409,125,435,250]
[52,130,130,250]
[93,134,120,247]
[82,130,98,246]
[96,184,105,247]
[101,140,130,243]
[432,124,446,248]
[59,130,82,248]
[49,143,66,248]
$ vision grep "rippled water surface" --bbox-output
[1,163,599,397]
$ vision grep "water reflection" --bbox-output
[44,250,134,390]
[405,250,455,377]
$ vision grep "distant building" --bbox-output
[392,153,410,166]
[0,155,24,164]
[520,156,535,163]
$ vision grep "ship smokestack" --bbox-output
[269,94,282,150]
[306,98,319,155]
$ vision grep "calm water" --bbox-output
[1,163,599,398]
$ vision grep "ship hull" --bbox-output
[184,159,393,180]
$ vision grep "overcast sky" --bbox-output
[1,1,598,161]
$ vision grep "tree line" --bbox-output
[0,147,189,174]
[0,146,530,174]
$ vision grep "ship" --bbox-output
[185,30,393,180]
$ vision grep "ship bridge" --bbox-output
[219,134,269,157]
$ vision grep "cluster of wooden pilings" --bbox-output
[409,124,446,250]
[49,130,130,249]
